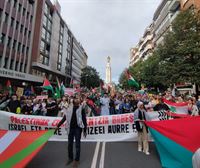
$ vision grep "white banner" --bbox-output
[0,111,166,142]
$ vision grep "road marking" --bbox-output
[99,142,106,168]
[91,141,100,168]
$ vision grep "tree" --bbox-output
[80,66,101,89]
[157,9,200,84]
[120,9,200,90]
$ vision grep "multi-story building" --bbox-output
[129,47,139,66]
[181,0,200,10]
[71,37,88,84]
[153,0,181,47]
[0,0,43,86]
[31,0,87,86]
[0,0,87,88]
[129,24,154,66]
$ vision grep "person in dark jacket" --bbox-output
[7,95,21,113]
[153,98,169,111]
[55,97,87,168]
[46,97,58,116]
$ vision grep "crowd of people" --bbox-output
[0,89,200,117]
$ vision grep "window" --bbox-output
[0,33,5,44]
[11,18,14,27]
[0,9,3,22]
[7,37,11,48]
[19,63,23,72]
[42,27,46,39]
[24,28,27,36]
[14,0,17,8]
[47,21,51,31]
[16,21,19,30]
[26,47,29,56]
[18,4,22,13]
[20,25,23,33]
[43,15,47,26]
[23,8,26,16]
[27,12,29,19]
[10,60,14,70]
[13,40,16,49]
[15,61,18,71]
[4,58,8,68]
[30,15,33,23]
[44,3,48,15]
[17,43,21,52]
[22,45,25,54]
[57,64,61,71]
[40,40,45,51]
[28,31,31,38]
[4,13,8,24]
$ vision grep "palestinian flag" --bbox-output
[163,99,188,114]
[125,70,139,88]
[42,78,54,93]
[55,77,61,99]
[146,117,200,168]
[60,82,65,96]
[0,130,54,168]
[6,80,13,96]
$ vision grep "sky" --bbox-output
[57,0,161,83]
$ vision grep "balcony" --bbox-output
[169,0,180,12]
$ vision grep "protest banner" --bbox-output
[0,111,167,142]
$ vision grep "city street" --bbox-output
[27,142,161,168]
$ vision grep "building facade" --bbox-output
[31,0,87,86]
[0,0,43,86]
[153,0,181,47]
[181,0,200,10]
[72,37,88,84]
[0,0,87,88]
[129,24,154,66]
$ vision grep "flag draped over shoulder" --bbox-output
[125,70,139,88]
[42,78,54,93]
[163,99,188,114]
[0,130,54,168]
[146,117,200,168]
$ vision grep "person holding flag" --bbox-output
[55,97,87,168]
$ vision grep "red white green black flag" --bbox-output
[0,130,54,168]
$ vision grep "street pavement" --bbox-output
[27,142,161,168]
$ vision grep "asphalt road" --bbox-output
[27,142,161,168]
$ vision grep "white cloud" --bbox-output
[58,0,161,83]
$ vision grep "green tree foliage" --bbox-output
[81,66,101,89]
[119,9,200,88]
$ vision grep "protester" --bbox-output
[58,96,69,117]
[134,101,150,155]
[21,100,33,115]
[46,97,58,116]
[100,93,110,116]
[153,98,169,111]
[6,94,21,114]
[188,98,199,116]
[54,97,87,168]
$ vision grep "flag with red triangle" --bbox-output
[145,117,200,168]
[125,69,139,88]
[42,78,54,93]
[0,129,54,168]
